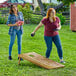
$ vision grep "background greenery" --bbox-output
[0,3,67,25]
[0,24,76,76]
[56,13,66,25]
[17,4,66,25]
[36,3,70,12]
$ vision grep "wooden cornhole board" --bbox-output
[18,52,65,69]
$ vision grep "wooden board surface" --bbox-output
[19,52,65,69]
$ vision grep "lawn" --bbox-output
[0,24,76,76]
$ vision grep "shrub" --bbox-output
[0,16,7,24]
[30,14,43,24]
[56,13,66,25]
[18,3,44,24]
[18,4,43,24]
[18,3,33,24]
[0,7,9,10]
[35,6,40,12]
[48,3,57,8]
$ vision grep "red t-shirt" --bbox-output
[41,17,60,36]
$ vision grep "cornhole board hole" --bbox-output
[18,52,65,69]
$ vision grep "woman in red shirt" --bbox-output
[31,8,65,63]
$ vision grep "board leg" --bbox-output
[18,57,21,65]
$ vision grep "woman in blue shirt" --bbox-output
[6,4,24,60]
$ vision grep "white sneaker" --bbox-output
[60,61,66,63]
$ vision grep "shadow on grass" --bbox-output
[18,62,46,70]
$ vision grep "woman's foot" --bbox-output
[60,59,65,63]
[8,56,12,60]
[60,60,65,63]
[18,57,23,61]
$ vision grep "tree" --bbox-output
[32,0,34,3]
[37,0,75,15]
[57,0,75,5]
[37,0,44,14]
[50,0,52,3]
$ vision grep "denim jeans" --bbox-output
[9,29,22,56]
[44,35,63,59]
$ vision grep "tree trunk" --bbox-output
[32,0,34,3]
[37,0,44,14]
[50,0,52,3]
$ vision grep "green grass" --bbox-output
[0,24,76,76]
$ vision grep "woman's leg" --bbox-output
[44,36,52,58]
[52,35,63,60]
[9,32,16,56]
[17,31,22,56]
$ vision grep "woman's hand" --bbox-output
[16,21,24,26]
[8,21,24,26]
[57,23,61,30]
[22,21,24,25]
[54,23,61,31]
[31,32,35,34]
[31,32,35,37]
[31,22,43,37]
[14,22,18,26]
[57,26,61,30]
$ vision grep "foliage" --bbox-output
[30,14,43,24]
[56,13,66,25]
[17,3,33,24]
[48,3,58,7]
[17,4,23,12]
[43,3,49,11]
[0,7,9,10]
[43,3,58,11]
[43,2,69,13]
[56,5,70,13]
[35,6,41,12]
[18,3,43,24]
[0,16,7,24]
[57,0,75,5]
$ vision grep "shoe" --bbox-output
[18,57,23,61]
[60,61,66,63]
[8,56,12,60]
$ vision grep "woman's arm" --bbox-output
[8,23,18,26]
[31,22,43,34]
[8,24,16,26]
[6,14,18,26]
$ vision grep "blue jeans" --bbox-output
[44,35,63,59]
[9,29,22,56]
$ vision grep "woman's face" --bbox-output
[50,9,55,17]
[12,5,18,12]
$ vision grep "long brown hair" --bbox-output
[45,8,56,22]
[9,4,18,16]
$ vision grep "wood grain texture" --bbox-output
[18,52,65,69]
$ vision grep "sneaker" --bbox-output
[60,61,66,63]
[18,57,23,61]
[8,56,12,60]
